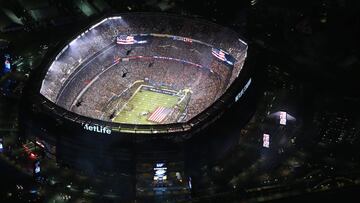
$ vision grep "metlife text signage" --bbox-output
[83,123,111,134]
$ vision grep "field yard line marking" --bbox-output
[100,80,144,119]
[112,84,144,122]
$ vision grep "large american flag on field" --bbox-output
[148,107,173,123]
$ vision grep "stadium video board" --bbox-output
[154,163,167,181]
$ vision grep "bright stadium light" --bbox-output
[89,18,108,30]
[55,45,69,61]
[238,38,247,46]
[69,38,77,46]
[108,16,122,20]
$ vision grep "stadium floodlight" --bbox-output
[108,16,122,20]
[89,18,108,30]
[69,38,77,46]
[55,45,68,61]
[238,38,248,46]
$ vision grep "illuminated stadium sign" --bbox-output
[279,111,287,125]
[83,124,111,134]
[235,78,252,102]
[263,133,270,148]
[154,163,167,181]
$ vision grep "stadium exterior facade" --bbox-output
[19,13,258,176]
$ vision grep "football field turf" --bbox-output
[113,87,179,124]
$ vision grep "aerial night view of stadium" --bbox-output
[1,0,360,202]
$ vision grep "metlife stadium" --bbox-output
[19,13,258,182]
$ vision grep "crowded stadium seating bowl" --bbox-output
[39,13,248,126]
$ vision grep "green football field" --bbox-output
[113,86,179,124]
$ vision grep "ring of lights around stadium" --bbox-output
[33,13,249,135]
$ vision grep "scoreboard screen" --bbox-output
[154,163,167,181]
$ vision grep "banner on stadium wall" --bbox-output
[211,48,236,67]
[172,35,193,43]
[116,34,150,45]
